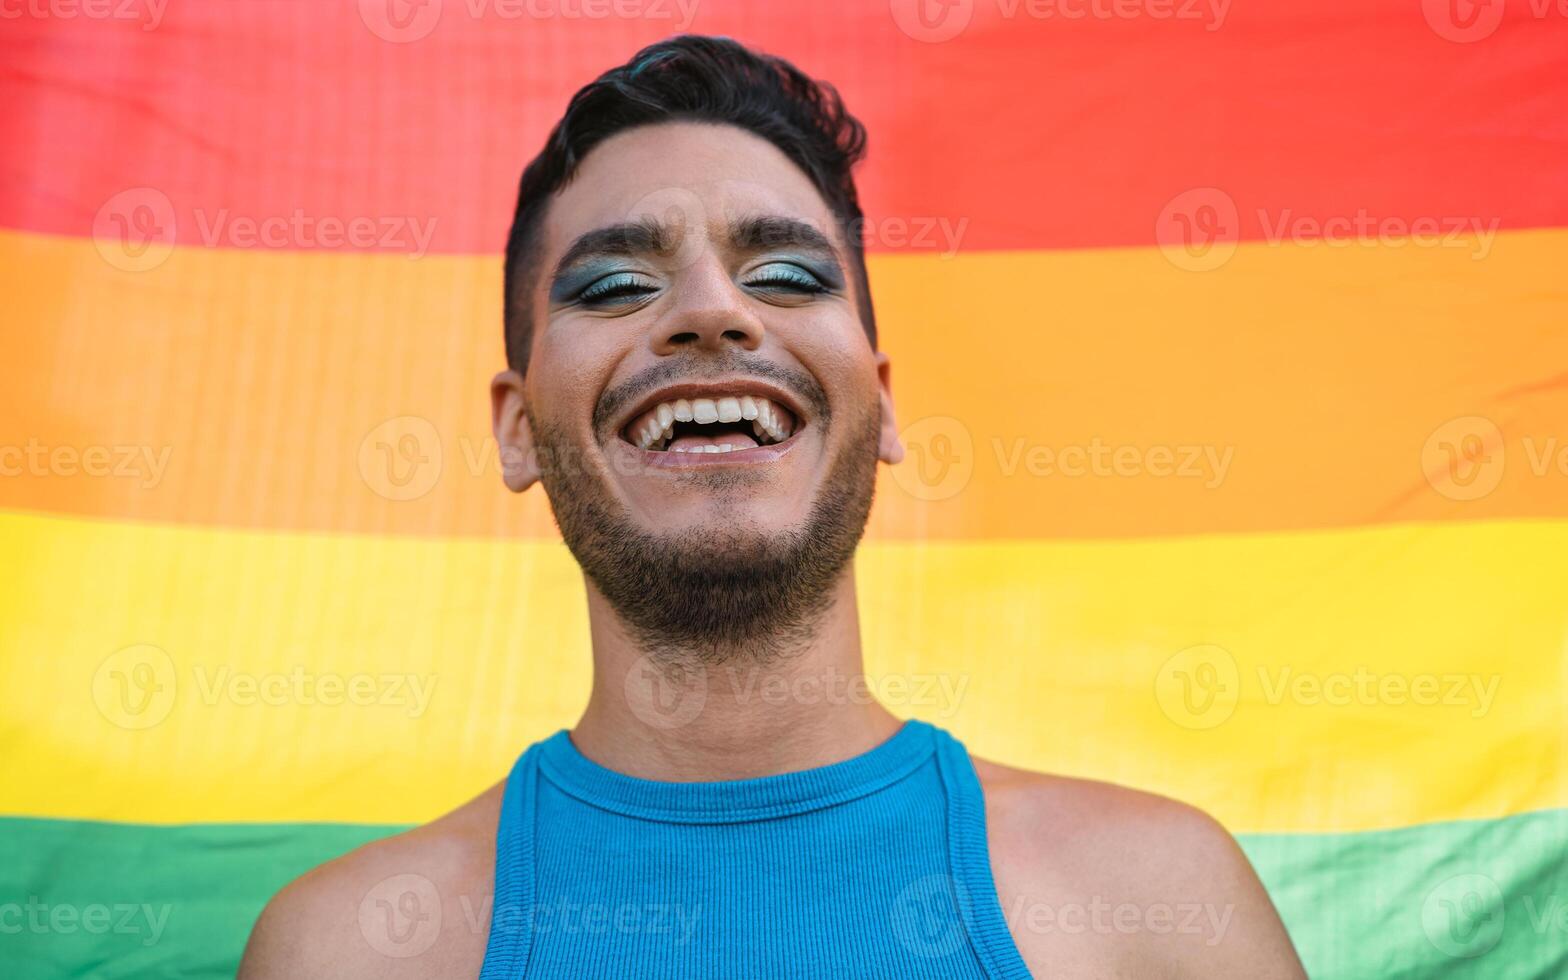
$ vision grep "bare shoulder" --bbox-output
[236,783,504,980]
[972,758,1306,980]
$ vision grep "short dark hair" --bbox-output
[502,35,875,374]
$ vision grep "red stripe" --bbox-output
[2,0,1565,255]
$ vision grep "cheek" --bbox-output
[797,323,878,417]
[531,320,623,426]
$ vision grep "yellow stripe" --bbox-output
[2,510,1563,832]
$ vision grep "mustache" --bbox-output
[592,353,832,436]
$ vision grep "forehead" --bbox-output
[542,121,840,258]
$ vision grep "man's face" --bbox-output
[493,122,901,661]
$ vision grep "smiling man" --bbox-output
[239,35,1305,979]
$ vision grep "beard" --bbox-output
[530,385,880,669]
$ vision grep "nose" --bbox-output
[649,255,765,356]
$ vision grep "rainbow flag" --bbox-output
[3,2,1566,976]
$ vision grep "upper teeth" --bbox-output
[632,395,795,451]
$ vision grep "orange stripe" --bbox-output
[3,227,1566,540]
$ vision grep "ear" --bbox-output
[874,351,904,465]
[491,369,541,493]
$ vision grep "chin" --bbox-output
[654,512,808,557]
[531,398,881,663]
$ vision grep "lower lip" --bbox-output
[617,427,805,469]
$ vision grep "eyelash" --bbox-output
[578,273,656,305]
[575,263,827,307]
[745,263,827,294]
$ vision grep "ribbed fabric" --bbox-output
[477,720,1033,979]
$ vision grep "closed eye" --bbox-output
[578,272,660,307]
[742,261,828,295]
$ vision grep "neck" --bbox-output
[571,562,902,781]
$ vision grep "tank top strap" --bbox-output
[478,739,545,980]
[931,727,1035,979]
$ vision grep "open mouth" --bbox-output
[621,392,800,454]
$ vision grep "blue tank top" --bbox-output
[477,720,1032,978]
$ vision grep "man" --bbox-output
[240,35,1306,978]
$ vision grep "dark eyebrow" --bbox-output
[551,217,674,280]
[728,214,839,258]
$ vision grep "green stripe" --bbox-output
[1241,810,1568,979]
[1,811,1564,978]
[0,818,387,978]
